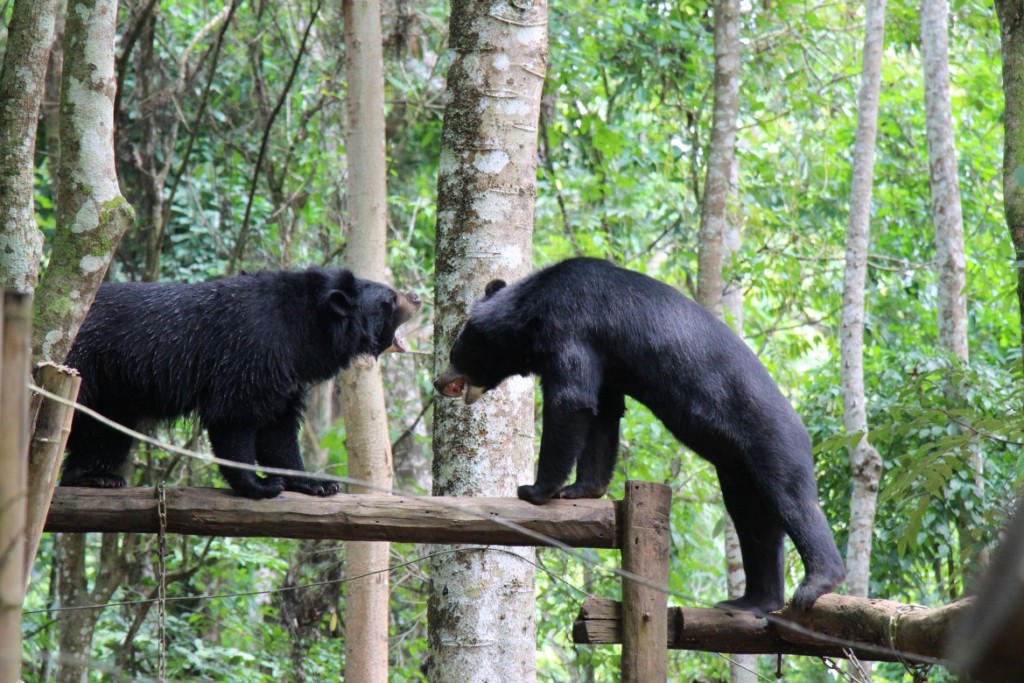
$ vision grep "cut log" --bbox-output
[44,486,620,548]
[574,594,969,663]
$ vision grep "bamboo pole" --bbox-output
[620,481,672,682]
[24,363,81,582]
[0,293,31,680]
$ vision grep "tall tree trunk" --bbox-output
[0,0,60,293]
[695,2,754,681]
[32,0,135,364]
[921,0,986,579]
[997,0,1024,373]
[340,0,391,680]
[427,0,547,680]
[56,533,130,683]
[842,3,886,678]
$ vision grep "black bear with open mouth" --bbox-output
[435,257,843,613]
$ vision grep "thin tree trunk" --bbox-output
[341,0,391,679]
[922,0,986,580]
[922,0,968,362]
[32,0,135,364]
[0,0,60,293]
[997,0,1024,373]
[56,533,129,683]
[428,0,547,679]
[841,2,886,678]
[695,2,754,680]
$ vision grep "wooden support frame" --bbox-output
[41,480,969,670]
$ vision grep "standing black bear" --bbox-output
[434,258,844,612]
[62,267,420,500]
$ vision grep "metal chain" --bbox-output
[157,483,168,682]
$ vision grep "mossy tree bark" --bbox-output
[997,0,1024,372]
[428,0,547,679]
[32,0,135,364]
[0,0,60,293]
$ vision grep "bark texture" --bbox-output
[428,0,547,679]
[841,0,886,614]
[0,0,59,293]
[922,0,968,363]
[32,0,135,364]
[997,0,1024,371]
[923,0,986,579]
[340,0,392,679]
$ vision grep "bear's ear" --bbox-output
[325,289,353,317]
[323,270,358,317]
[484,279,506,298]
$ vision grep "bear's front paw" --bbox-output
[517,484,553,505]
[286,477,342,497]
[557,482,608,499]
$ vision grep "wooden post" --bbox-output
[620,480,671,682]
[0,293,31,682]
[25,363,81,581]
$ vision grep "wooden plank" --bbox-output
[45,486,621,548]
[575,594,967,663]
[620,481,671,682]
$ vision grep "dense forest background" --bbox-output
[6,0,1023,680]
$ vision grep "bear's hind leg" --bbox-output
[714,465,786,614]
[207,423,285,499]
[558,390,625,500]
[60,413,136,488]
[746,445,846,610]
[255,412,340,497]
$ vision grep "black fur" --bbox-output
[62,267,420,499]
[434,258,844,612]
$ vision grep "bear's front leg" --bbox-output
[256,412,341,497]
[557,389,625,500]
[518,406,595,506]
[207,424,286,499]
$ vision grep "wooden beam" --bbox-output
[44,487,621,548]
[574,594,969,663]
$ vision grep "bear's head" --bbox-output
[433,278,529,405]
[321,269,422,359]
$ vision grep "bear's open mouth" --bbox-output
[441,376,467,397]
[384,331,409,354]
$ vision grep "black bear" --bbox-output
[62,267,420,500]
[434,258,844,612]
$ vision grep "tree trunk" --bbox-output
[695,2,754,680]
[32,0,135,364]
[0,0,60,293]
[841,3,886,679]
[922,0,986,579]
[341,0,392,680]
[997,0,1024,373]
[56,532,129,683]
[428,0,547,680]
